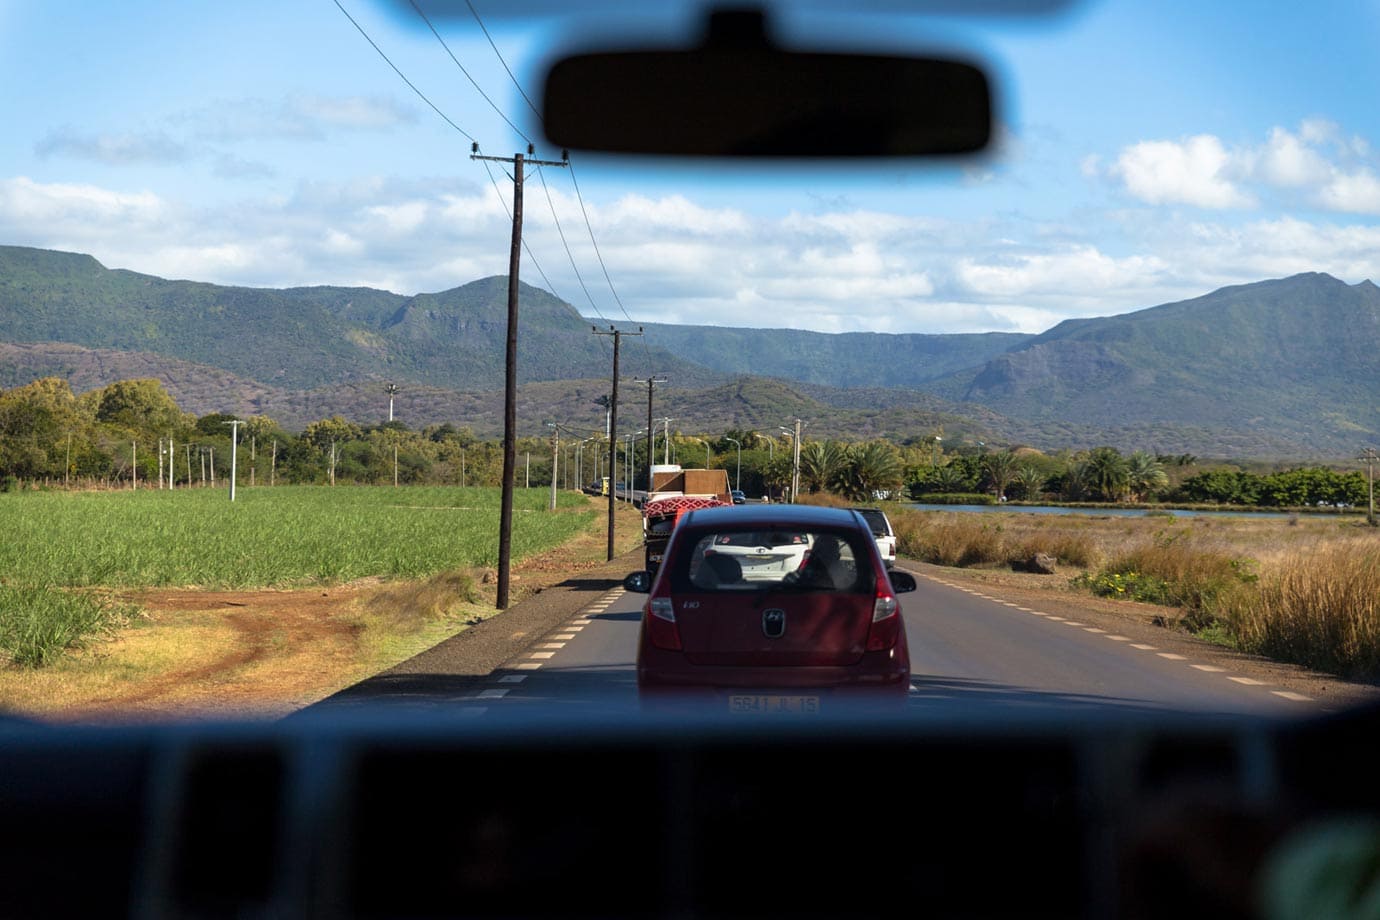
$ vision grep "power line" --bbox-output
[463,0,646,371]
[536,165,612,328]
[464,0,542,122]
[407,0,532,145]
[331,0,476,143]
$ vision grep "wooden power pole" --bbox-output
[473,144,568,607]
[594,326,642,560]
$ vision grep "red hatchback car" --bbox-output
[624,505,915,712]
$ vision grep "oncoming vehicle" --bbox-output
[624,505,916,711]
[729,489,746,504]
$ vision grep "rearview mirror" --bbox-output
[542,8,991,158]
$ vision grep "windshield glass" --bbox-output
[0,0,1378,732]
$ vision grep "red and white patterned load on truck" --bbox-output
[643,495,729,575]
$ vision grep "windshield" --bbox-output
[1,2,1378,728]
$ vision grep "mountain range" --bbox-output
[1,244,1375,458]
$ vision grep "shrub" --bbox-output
[1072,570,1171,604]
[1223,542,1380,680]
[1075,534,1257,630]
[1010,532,1099,569]
[0,585,129,668]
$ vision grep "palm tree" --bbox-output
[799,440,847,493]
[1083,447,1131,502]
[836,441,905,502]
[1127,451,1169,501]
[1013,465,1046,501]
[981,450,1019,501]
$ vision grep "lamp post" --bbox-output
[778,423,803,503]
[690,437,711,470]
[725,437,741,492]
[932,435,943,468]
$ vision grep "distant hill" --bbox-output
[923,273,1380,455]
[0,246,721,391]
[1,246,1376,456]
[628,321,1028,388]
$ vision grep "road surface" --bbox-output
[315,558,1373,720]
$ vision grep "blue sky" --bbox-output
[2,0,1379,336]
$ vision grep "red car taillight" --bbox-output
[866,584,901,651]
[646,595,682,651]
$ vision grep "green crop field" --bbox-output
[0,485,595,589]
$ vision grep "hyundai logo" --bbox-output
[762,608,786,639]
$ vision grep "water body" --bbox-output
[907,503,1305,520]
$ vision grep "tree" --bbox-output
[980,450,1019,500]
[95,379,187,436]
[799,441,847,493]
[1013,465,1047,500]
[1127,451,1169,501]
[836,441,905,502]
[1081,447,1131,502]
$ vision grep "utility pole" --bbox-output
[385,381,399,423]
[635,376,668,496]
[547,422,559,512]
[473,144,568,608]
[131,441,137,490]
[225,420,241,502]
[792,418,803,503]
[594,325,642,560]
[1361,446,1379,526]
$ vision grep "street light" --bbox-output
[724,437,741,492]
[932,435,943,468]
[689,436,711,470]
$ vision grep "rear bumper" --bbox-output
[638,645,909,692]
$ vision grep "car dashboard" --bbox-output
[3,703,1378,919]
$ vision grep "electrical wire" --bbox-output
[481,160,610,360]
[464,0,653,373]
[464,0,542,123]
[331,0,476,143]
[408,0,532,145]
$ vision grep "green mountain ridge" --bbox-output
[1,245,1376,456]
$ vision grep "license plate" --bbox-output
[728,694,821,714]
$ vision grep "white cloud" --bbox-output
[1318,169,1380,213]
[3,172,1379,339]
[0,176,167,227]
[1255,126,1332,187]
[1099,122,1380,216]
[1110,135,1254,208]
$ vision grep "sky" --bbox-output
[2,0,1380,336]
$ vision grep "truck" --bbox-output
[641,465,732,575]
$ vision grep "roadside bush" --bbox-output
[1076,533,1257,630]
[898,513,1005,567]
[1222,542,1380,680]
[1072,570,1172,605]
[1011,532,1099,569]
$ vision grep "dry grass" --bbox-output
[1223,540,1380,680]
[888,505,1380,680]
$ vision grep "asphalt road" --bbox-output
[314,557,1355,721]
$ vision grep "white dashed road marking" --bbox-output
[1191,665,1226,673]
[1272,691,1313,702]
[1157,653,1188,661]
[478,689,509,699]
[1228,677,1267,686]
[1130,644,1157,650]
